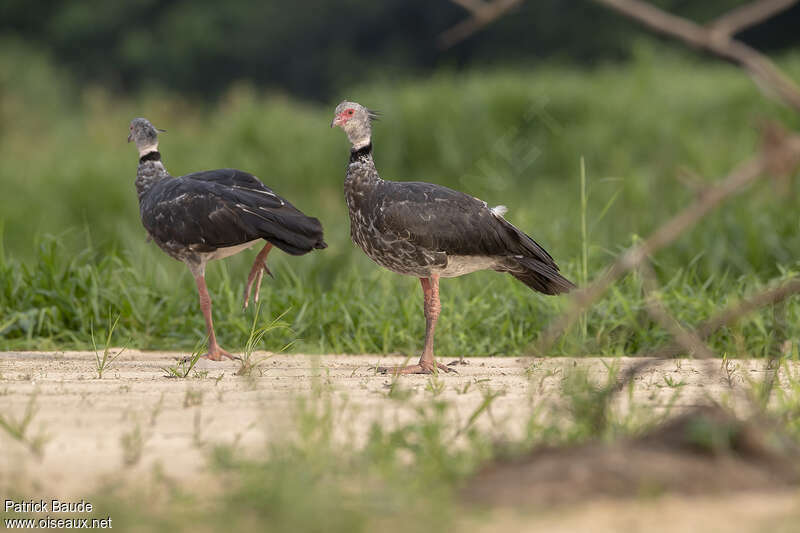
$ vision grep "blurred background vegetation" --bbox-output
[1,1,799,355]
[2,0,799,99]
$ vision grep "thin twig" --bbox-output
[596,276,800,419]
[638,277,800,358]
[450,0,489,12]
[593,0,800,112]
[441,0,800,107]
[534,129,800,354]
[441,0,800,423]
[439,0,523,49]
[533,153,771,354]
[708,0,798,39]
[601,278,800,419]
[639,261,717,360]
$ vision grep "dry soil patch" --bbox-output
[1,351,798,531]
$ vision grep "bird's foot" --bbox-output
[242,264,273,310]
[205,346,241,361]
[376,361,456,375]
[182,346,240,363]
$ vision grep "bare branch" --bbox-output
[639,261,717,360]
[708,0,798,39]
[596,0,708,45]
[533,154,768,354]
[450,0,489,12]
[441,0,800,417]
[435,0,800,429]
[593,0,800,112]
[597,276,800,421]
[639,277,800,358]
[440,0,523,49]
[533,128,800,354]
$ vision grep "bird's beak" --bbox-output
[127,133,133,143]
[331,113,345,128]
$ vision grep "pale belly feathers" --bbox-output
[433,255,500,278]
[205,240,260,261]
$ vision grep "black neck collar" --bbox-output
[139,151,161,163]
[349,142,372,162]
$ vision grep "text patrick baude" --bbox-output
[5,499,94,513]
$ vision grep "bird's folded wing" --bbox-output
[141,169,322,253]
[375,181,558,269]
[181,168,286,207]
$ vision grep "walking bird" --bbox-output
[331,102,574,374]
[129,118,326,360]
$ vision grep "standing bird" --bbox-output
[331,102,574,374]
[129,118,326,360]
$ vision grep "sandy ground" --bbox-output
[1,351,799,531]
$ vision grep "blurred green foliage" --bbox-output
[1,0,798,99]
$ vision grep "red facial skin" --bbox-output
[331,108,356,128]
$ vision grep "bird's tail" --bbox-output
[246,210,327,255]
[505,256,575,295]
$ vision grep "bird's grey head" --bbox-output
[331,101,379,150]
[128,117,164,156]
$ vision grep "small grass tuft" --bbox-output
[120,419,146,467]
[183,388,204,408]
[91,312,127,379]
[0,392,49,458]
[162,339,205,379]
[235,306,290,377]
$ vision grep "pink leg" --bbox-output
[243,243,273,309]
[195,274,238,361]
[378,274,453,375]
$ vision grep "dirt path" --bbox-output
[1,351,798,530]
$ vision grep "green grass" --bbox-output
[4,233,800,357]
[2,43,800,355]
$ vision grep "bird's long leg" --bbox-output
[243,243,273,309]
[420,275,445,370]
[378,274,453,375]
[195,274,238,361]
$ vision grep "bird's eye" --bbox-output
[347,109,354,115]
